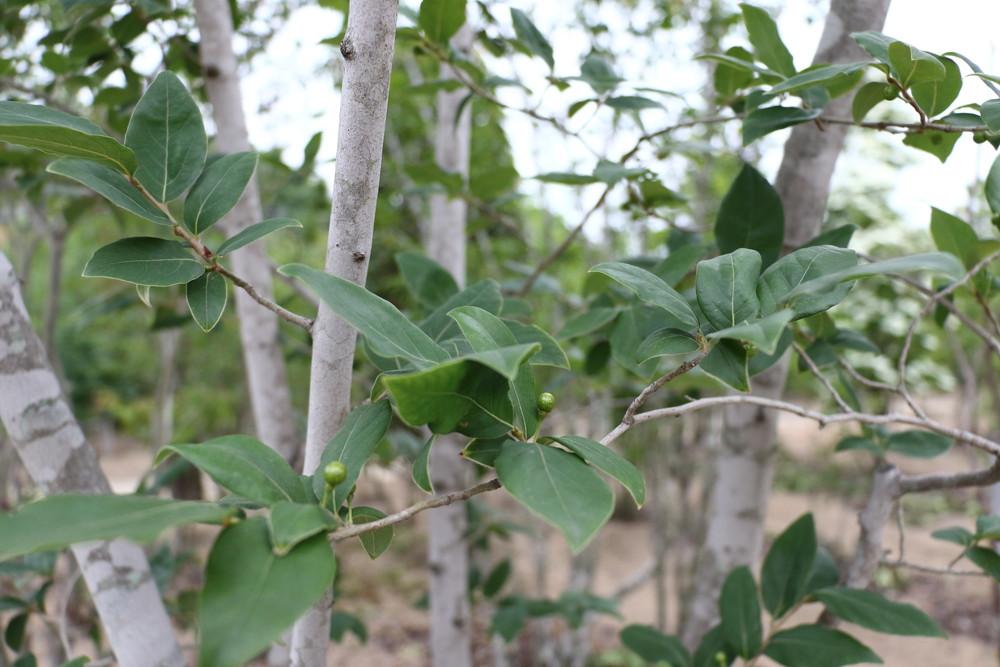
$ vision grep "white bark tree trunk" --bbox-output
[426,24,473,667]
[0,252,185,667]
[682,0,892,647]
[192,0,299,463]
[290,2,399,665]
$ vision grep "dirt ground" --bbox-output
[88,404,1000,667]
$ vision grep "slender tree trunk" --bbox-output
[0,251,185,667]
[192,0,299,463]
[425,24,474,667]
[682,0,892,646]
[290,3,399,665]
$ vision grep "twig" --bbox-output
[330,478,502,542]
[888,76,928,127]
[623,350,708,425]
[793,341,853,413]
[880,558,986,577]
[899,458,1000,494]
[0,77,78,115]
[821,117,987,134]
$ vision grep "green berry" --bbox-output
[881,85,899,101]
[323,461,348,487]
[973,130,989,144]
[536,392,556,412]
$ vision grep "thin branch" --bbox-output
[792,341,853,413]
[887,76,928,127]
[330,478,502,542]
[899,458,1000,494]
[0,77,77,115]
[822,117,988,134]
[610,556,657,601]
[623,350,708,425]
[880,558,987,577]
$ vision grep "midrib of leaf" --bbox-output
[538,449,577,535]
[227,450,296,502]
[4,131,131,173]
[159,93,171,202]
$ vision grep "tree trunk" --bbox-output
[192,0,299,463]
[290,2,399,665]
[682,0,892,647]
[0,251,185,667]
[426,25,474,667]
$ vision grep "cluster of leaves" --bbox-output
[621,514,945,667]
[932,515,1000,580]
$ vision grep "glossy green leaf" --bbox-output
[590,262,699,330]
[412,436,434,493]
[986,154,1000,217]
[620,624,691,667]
[159,435,306,506]
[911,56,961,117]
[125,71,206,202]
[815,587,945,637]
[707,310,793,355]
[592,159,647,185]
[503,320,569,368]
[215,218,302,257]
[637,327,701,361]
[0,101,137,174]
[655,243,709,286]
[605,95,663,111]
[351,506,394,559]
[460,437,507,468]
[835,435,883,456]
[976,515,1000,540]
[48,158,170,224]
[758,245,858,319]
[740,3,795,77]
[418,0,466,44]
[965,546,1000,579]
[183,152,258,234]
[83,237,204,287]
[785,252,964,302]
[982,99,1000,133]
[767,62,870,97]
[543,435,645,507]
[743,107,821,145]
[761,513,817,617]
[930,207,978,268]
[267,502,337,556]
[720,566,762,658]
[714,46,755,97]
[557,307,619,339]
[510,8,553,70]
[199,518,336,667]
[804,546,842,595]
[396,251,459,309]
[699,338,749,392]
[186,271,227,332]
[696,249,762,330]
[764,625,881,667]
[888,41,945,88]
[902,112,980,163]
[496,441,614,552]
[852,81,896,123]
[0,495,234,561]
[692,625,735,667]
[533,171,599,185]
[280,264,450,367]
[312,400,393,508]
[852,31,894,67]
[715,164,784,268]
[421,279,503,342]
[886,430,952,458]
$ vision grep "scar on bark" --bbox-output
[204,65,220,78]
[352,251,366,263]
[340,37,355,60]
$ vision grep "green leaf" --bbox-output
[510,8,553,70]
[804,546,842,595]
[720,566,762,659]
[312,401,393,508]
[542,435,646,507]
[888,41,945,88]
[186,271,227,332]
[715,164,784,268]
[215,218,302,257]
[714,46,755,97]
[707,310,793,355]
[557,307,619,339]
[592,159,648,185]
[412,436,434,493]
[835,435,883,456]
[461,437,507,468]
[976,515,1000,540]
[483,559,512,598]
[766,62,870,97]
[267,502,337,556]
[280,264,450,368]
[126,71,206,202]
[814,587,946,637]
[699,339,749,392]
[503,320,569,368]
[47,158,171,225]
[496,441,614,552]
[159,435,306,506]
[758,245,858,319]
[761,513,817,617]
[785,252,965,302]
[965,546,1000,580]
[801,225,856,250]
[183,152,258,234]
[351,506,394,559]
[0,101,137,174]
[420,279,502,342]
[698,53,782,80]
[329,611,367,643]
[418,0,466,44]
[637,327,701,361]
[83,237,204,287]
[578,54,623,94]
[199,518,336,667]
[886,430,952,458]
[930,207,978,269]
[852,31,895,67]
[902,112,980,163]
[987,153,1000,216]
[533,171,599,185]
[764,625,882,667]
[692,625,735,667]
[0,495,234,561]
[696,248,762,330]
[605,96,663,111]
[743,106,822,145]
[911,56,961,117]
[930,526,974,547]
[590,262,699,330]
[740,3,795,77]
[852,81,896,123]
[395,251,459,310]
[620,625,691,667]
[982,99,1000,133]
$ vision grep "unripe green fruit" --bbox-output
[323,461,348,487]
[536,392,556,412]
[973,130,989,144]
[881,85,899,101]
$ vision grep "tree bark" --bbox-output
[682,0,892,647]
[192,0,299,463]
[290,2,399,665]
[0,251,185,667]
[426,25,474,667]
